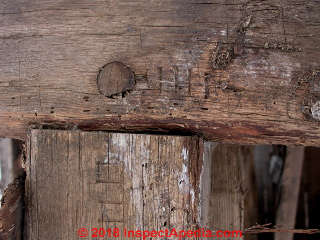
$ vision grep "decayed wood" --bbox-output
[275,147,305,240]
[0,1,320,145]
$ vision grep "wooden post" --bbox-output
[26,130,204,239]
[25,130,257,240]
[201,143,258,240]
[275,147,305,240]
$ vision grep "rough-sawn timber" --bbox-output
[0,0,320,145]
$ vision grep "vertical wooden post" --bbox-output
[275,147,305,240]
[201,143,258,240]
[26,130,258,240]
[26,130,203,240]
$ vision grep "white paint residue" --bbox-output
[108,134,149,229]
[178,164,189,191]
[220,30,227,36]
[190,189,195,205]
[311,101,320,121]
[178,158,195,205]
[104,142,108,163]
[181,148,188,161]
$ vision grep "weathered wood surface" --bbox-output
[0,0,320,145]
[275,147,304,240]
[202,143,257,240]
[26,130,204,240]
[0,139,24,240]
[26,130,257,239]
[0,177,24,240]
[0,139,13,198]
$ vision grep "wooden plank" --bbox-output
[0,1,320,145]
[201,143,258,240]
[26,130,204,240]
[253,145,274,225]
[275,147,305,240]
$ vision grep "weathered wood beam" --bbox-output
[1,0,320,145]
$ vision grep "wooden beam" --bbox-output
[275,147,305,240]
[0,1,320,145]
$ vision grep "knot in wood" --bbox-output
[97,61,135,97]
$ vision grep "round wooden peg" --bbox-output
[97,61,135,97]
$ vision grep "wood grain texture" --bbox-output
[25,130,204,240]
[0,0,320,145]
[0,139,24,240]
[26,130,259,239]
[201,143,258,240]
[0,139,13,197]
[275,147,304,240]
[0,177,24,240]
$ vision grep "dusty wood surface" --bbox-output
[202,143,258,240]
[26,130,204,240]
[275,146,304,240]
[0,0,320,145]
